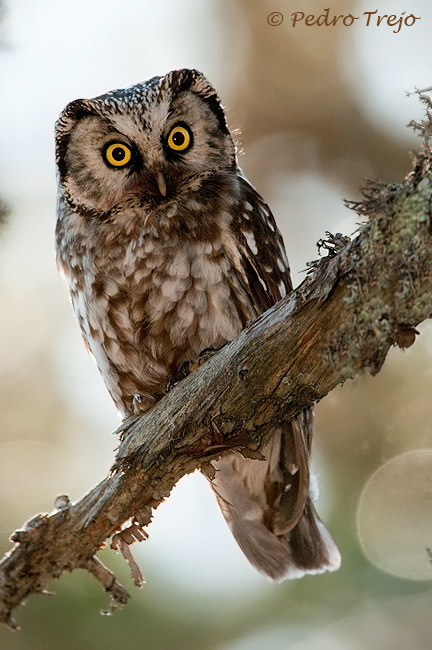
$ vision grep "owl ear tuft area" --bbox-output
[55,98,99,181]
[164,69,231,138]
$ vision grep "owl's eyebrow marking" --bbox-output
[106,129,126,137]
[104,127,138,148]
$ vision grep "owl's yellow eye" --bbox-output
[167,125,191,152]
[104,143,132,167]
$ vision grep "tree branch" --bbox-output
[2,118,432,631]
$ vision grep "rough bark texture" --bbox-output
[2,125,432,631]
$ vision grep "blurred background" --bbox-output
[1,0,432,648]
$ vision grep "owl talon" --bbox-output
[165,364,190,393]
[166,345,228,393]
[165,378,177,393]
[196,347,217,365]
[132,394,145,414]
[132,393,155,414]
[165,359,195,393]
[183,345,227,377]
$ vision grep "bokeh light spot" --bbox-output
[357,449,432,580]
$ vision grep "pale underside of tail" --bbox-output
[210,413,341,581]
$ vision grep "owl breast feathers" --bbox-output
[55,68,340,581]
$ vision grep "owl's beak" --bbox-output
[156,172,167,197]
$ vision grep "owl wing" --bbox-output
[227,175,293,311]
[210,176,340,580]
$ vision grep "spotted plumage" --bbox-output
[55,68,340,580]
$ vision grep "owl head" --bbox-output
[55,69,237,219]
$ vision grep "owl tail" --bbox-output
[209,416,341,581]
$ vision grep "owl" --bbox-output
[55,69,340,581]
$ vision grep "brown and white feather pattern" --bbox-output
[55,68,340,581]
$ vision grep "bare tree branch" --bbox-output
[2,122,432,631]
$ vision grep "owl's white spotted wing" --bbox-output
[228,176,293,312]
[210,176,341,580]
